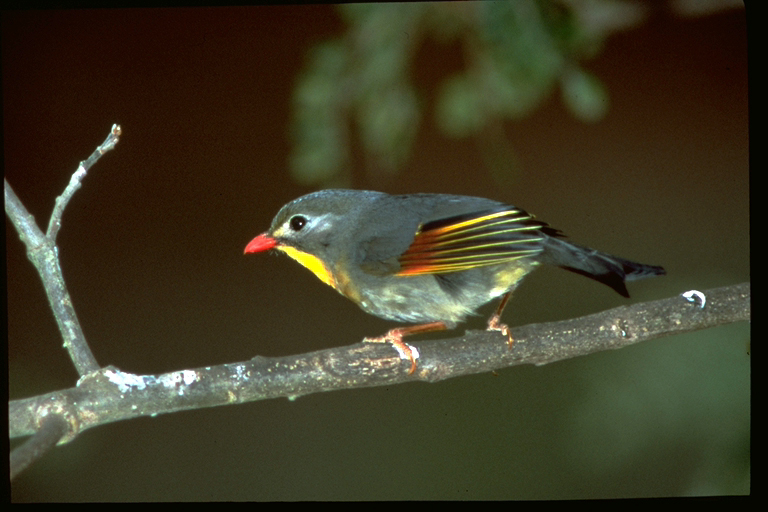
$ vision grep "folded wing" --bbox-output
[396,206,552,276]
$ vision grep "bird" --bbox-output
[245,189,665,374]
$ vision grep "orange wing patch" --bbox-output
[397,207,546,276]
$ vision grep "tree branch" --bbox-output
[9,414,69,480]
[5,124,121,377]
[10,282,749,443]
[46,124,122,240]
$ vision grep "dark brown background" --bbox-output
[6,5,748,500]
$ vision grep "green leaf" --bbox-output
[561,68,609,122]
[436,74,487,138]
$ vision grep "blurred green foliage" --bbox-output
[289,1,639,186]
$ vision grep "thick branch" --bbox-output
[10,282,749,443]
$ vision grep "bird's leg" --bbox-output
[364,321,447,374]
[486,291,514,348]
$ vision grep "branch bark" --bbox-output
[5,124,121,377]
[10,414,69,480]
[10,282,749,443]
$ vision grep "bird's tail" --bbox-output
[540,237,666,297]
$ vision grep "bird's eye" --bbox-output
[289,215,307,231]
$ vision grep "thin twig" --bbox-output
[10,414,69,480]
[5,181,99,375]
[5,125,121,376]
[47,124,121,240]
